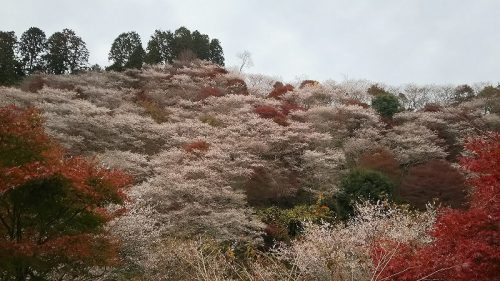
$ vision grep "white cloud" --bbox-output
[1,0,499,84]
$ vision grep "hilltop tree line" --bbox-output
[107,27,224,71]
[0,26,225,85]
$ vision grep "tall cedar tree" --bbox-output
[0,31,23,85]
[108,31,145,71]
[144,27,224,65]
[374,133,500,280]
[209,38,224,66]
[19,27,47,74]
[0,106,131,280]
[172,27,192,60]
[191,30,210,60]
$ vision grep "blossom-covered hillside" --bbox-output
[0,61,498,280]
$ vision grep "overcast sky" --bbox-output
[1,0,499,84]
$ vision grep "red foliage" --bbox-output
[461,134,500,211]
[198,86,223,100]
[400,159,468,210]
[0,106,131,279]
[268,82,294,99]
[183,140,210,153]
[254,105,289,126]
[254,105,281,119]
[0,106,51,153]
[280,101,304,115]
[226,78,249,95]
[358,148,401,183]
[374,133,500,281]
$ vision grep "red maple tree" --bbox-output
[268,82,294,99]
[254,105,289,126]
[373,133,500,280]
[0,106,131,280]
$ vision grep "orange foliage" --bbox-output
[0,106,131,279]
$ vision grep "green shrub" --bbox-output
[335,169,394,219]
[371,93,401,118]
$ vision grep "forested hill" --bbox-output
[0,26,225,85]
[0,61,499,280]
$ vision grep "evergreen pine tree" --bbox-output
[209,38,224,66]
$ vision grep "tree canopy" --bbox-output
[0,31,23,85]
[335,169,395,219]
[371,92,401,118]
[19,27,47,74]
[377,133,500,280]
[45,29,88,74]
[1,26,224,77]
[144,30,174,65]
[209,38,224,66]
[0,106,131,280]
[144,27,224,66]
[108,31,145,71]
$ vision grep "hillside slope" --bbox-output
[0,61,498,280]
